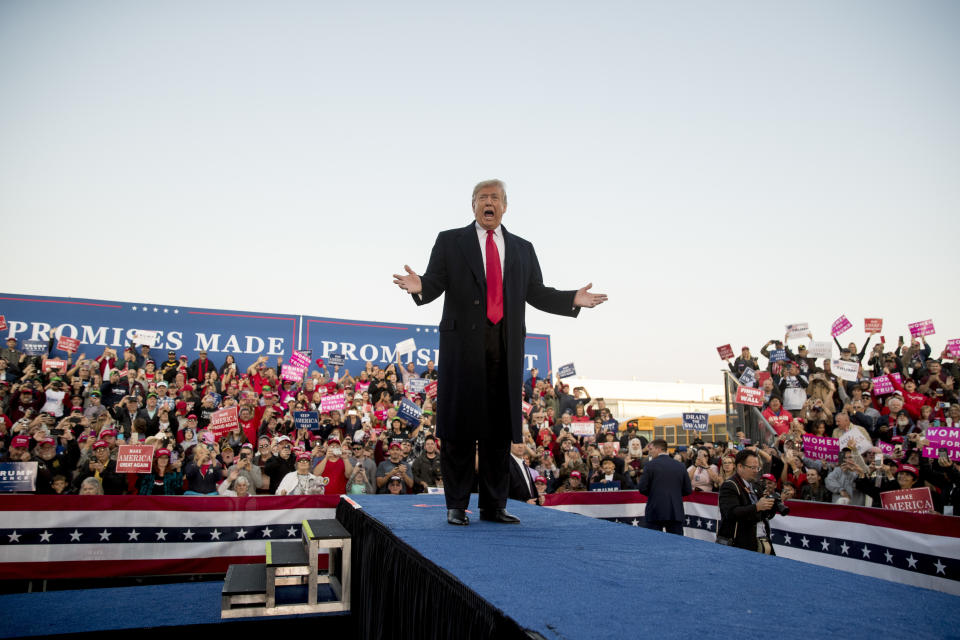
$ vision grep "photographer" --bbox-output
[716,449,778,555]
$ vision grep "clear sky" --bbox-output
[1,1,958,384]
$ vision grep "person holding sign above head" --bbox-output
[392,179,607,526]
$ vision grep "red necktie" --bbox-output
[485,230,503,324]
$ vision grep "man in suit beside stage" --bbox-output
[393,179,607,526]
[637,439,692,535]
[508,442,539,504]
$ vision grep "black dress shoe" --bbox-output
[447,509,469,526]
[479,508,520,524]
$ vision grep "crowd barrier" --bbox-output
[544,491,960,595]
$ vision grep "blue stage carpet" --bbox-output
[346,494,960,639]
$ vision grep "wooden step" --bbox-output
[303,519,350,541]
[266,540,309,568]
[223,563,266,596]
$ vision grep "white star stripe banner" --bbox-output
[0,495,339,579]
[544,492,960,596]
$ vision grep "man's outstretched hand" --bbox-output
[392,265,422,295]
[574,283,608,309]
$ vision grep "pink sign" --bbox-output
[864,318,883,334]
[57,336,80,353]
[831,315,852,337]
[717,344,734,360]
[947,339,960,358]
[922,445,960,462]
[289,351,311,368]
[209,406,239,437]
[355,381,370,392]
[281,364,306,382]
[801,434,840,463]
[880,487,934,514]
[735,386,764,406]
[320,393,346,413]
[908,319,935,338]
[115,444,155,474]
[878,441,894,456]
[871,375,894,396]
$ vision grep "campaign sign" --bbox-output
[838,428,872,454]
[293,411,320,432]
[734,386,764,407]
[602,419,619,432]
[132,329,158,347]
[0,315,6,332]
[878,441,895,457]
[880,487,934,514]
[396,338,416,358]
[569,419,594,437]
[558,363,576,379]
[738,367,756,388]
[397,397,422,426]
[871,375,894,396]
[424,381,437,399]
[57,335,80,353]
[682,412,709,432]
[908,319,935,338]
[280,364,305,382]
[830,315,852,337]
[922,445,960,462]
[408,378,429,394]
[208,406,239,437]
[320,393,346,413]
[807,341,832,359]
[116,445,155,474]
[42,358,68,373]
[768,349,787,363]
[522,401,532,416]
[947,339,960,359]
[785,323,809,340]
[801,434,840,463]
[327,354,345,367]
[21,339,47,356]
[289,351,311,368]
[864,318,883,334]
[832,359,860,382]
[757,371,771,386]
[0,462,38,492]
[589,480,621,492]
[926,427,960,448]
[717,344,734,360]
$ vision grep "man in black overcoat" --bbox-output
[393,179,606,525]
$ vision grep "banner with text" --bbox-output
[831,315,852,337]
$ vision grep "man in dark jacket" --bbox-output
[717,449,776,554]
[636,439,692,534]
[188,350,217,381]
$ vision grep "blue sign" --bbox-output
[738,367,756,387]
[397,397,422,426]
[327,354,345,367]
[589,480,620,492]
[293,411,320,432]
[0,462,38,492]
[558,363,576,379]
[682,412,709,432]
[769,349,788,363]
[21,340,47,356]
[0,293,553,378]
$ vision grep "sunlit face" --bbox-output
[472,184,506,230]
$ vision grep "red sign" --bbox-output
[425,381,437,399]
[735,386,764,407]
[0,315,6,332]
[522,401,532,416]
[208,406,239,438]
[115,444,155,474]
[880,487,934,514]
[757,371,771,386]
[864,318,883,334]
[57,336,80,353]
[42,358,68,373]
[717,344,734,360]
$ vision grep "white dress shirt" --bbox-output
[475,222,504,276]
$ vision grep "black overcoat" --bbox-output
[414,222,579,443]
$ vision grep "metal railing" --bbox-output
[721,370,777,445]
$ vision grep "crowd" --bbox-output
[1,328,958,518]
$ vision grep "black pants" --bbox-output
[440,319,511,510]
[645,520,684,535]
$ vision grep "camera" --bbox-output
[766,491,791,517]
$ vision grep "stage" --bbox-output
[337,494,960,640]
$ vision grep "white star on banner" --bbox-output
[884,550,894,564]
[630,519,639,527]
[7,531,20,543]
[261,527,273,537]
[800,537,810,548]
[934,559,946,575]
[685,517,690,525]
[236,529,247,539]
[840,541,850,555]
[820,539,830,552]
[861,545,871,559]
[210,529,221,540]
[69,530,82,542]
[99,530,111,541]
[906,555,918,569]
[286,527,298,537]
[183,530,194,541]
[783,533,792,545]
[706,520,714,530]
[155,530,167,541]
[39,531,52,543]
[696,518,703,528]
[128,530,139,541]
